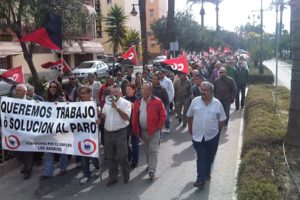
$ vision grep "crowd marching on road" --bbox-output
[0,53,249,193]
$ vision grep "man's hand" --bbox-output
[111,101,118,110]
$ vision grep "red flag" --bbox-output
[202,51,209,57]
[0,66,24,84]
[209,47,215,53]
[161,54,189,74]
[224,47,231,53]
[19,13,62,50]
[121,45,138,65]
[41,58,71,74]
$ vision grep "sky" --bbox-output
[175,0,291,34]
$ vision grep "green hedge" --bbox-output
[237,85,290,200]
[249,66,274,85]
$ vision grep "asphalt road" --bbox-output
[264,59,292,90]
[0,107,244,200]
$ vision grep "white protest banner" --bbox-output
[0,97,99,158]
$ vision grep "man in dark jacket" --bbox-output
[234,60,249,110]
[151,73,169,109]
[214,67,236,126]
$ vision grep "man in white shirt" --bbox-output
[101,84,132,187]
[14,84,35,180]
[187,81,226,190]
[158,70,174,133]
[87,73,101,106]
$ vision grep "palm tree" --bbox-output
[122,29,141,54]
[138,0,148,67]
[188,0,223,32]
[285,0,300,147]
[104,4,128,54]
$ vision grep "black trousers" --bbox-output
[17,152,34,173]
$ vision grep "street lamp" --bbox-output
[199,0,205,27]
[130,4,138,17]
[130,2,148,68]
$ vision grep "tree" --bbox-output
[285,0,300,147]
[122,29,141,55]
[187,0,224,32]
[0,0,93,92]
[0,0,94,93]
[104,4,128,55]
[138,0,148,67]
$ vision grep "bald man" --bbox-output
[14,84,35,180]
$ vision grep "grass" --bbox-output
[237,84,290,200]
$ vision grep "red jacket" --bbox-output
[132,96,166,137]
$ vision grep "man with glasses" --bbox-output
[78,86,101,185]
[187,81,226,190]
[63,74,81,102]
[100,84,131,187]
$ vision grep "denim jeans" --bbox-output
[192,133,220,182]
[43,153,69,177]
[235,84,246,109]
[81,156,99,178]
[129,135,140,165]
[164,105,170,129]
[220,99,230,126]
[127,125,140,166]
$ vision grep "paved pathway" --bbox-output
[0,107,243,200]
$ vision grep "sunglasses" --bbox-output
[49,85,57,89]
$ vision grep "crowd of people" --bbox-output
[4,53,249,191]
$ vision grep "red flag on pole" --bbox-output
[121,45,138,65]
[209,47,215,53]
[202,51,209,57]
[223,47,231,53]
[18,13,62,50]
[161,54,189,74]
[0,66,24,84]
[41,58,71,74]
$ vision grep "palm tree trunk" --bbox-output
[285,0,300,147]
[139,0,148,68]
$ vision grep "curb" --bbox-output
[0,158,21,177]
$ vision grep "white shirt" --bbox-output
[102,97,131,131]
[139,98,148,130]
[186,96,226,142]
[160,76,174,102]
[89,81,101,105]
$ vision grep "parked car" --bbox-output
[97,55,121,76]
[72,60,109,79]
[153,55,167,66]
[0,69,16,96]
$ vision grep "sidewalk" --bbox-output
[0,107,244,200]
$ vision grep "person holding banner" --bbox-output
[77,85,100,185]
[14,84,34,180]
[41,80,69,180]
[100,84,132,187]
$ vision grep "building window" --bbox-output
[150,39,156,48]
[107,0,112,4]
[150,0,155,3]
[150,9,154,18]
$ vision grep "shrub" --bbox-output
[249,65,274,85]
[237,85,289,200]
